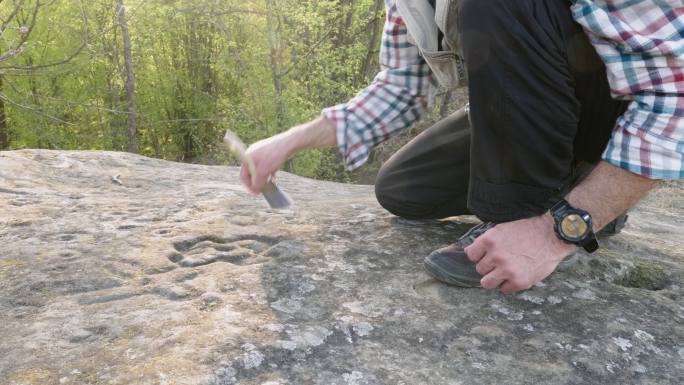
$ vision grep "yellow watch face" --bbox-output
[560,214,588,238]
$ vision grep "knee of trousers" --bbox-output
[374,167,426,219]
[374,168,406,217]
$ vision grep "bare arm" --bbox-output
[239,4,429,193]
[287,117,338,152]
[565,161,659,231]
[465,161,659,293]
[240,117,336,194]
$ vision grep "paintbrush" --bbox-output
[223,130,292,209]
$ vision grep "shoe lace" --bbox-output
[459,222,496,246]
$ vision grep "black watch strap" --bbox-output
[582,234,599,253]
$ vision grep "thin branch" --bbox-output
[0,91,75,125]
[207,8,267,16]
[0,41,87,70]
[0,0,35,62]
[0,0,142,71]
[279,28,334,78]
[0,0,26,34]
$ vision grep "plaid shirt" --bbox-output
[323,0,684,179]
[322,1,432,170]
[572,0,684,179]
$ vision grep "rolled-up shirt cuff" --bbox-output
[602,107,684,180]
[322,104,371,171]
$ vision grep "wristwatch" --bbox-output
[550,199,599,253]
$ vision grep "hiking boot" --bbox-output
[423,222,495,287]
[424,222,579,287]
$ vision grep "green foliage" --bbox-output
[0,0,387,183]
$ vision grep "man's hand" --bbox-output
[240,117,337,194]
[464,162,658,294]
[240,133,293,195]
[464,214,576,293]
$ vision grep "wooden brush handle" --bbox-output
[223,130,257,177]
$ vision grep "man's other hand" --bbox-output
[240,134,292,195]
[239,117,337,195]
[464,214,576,293]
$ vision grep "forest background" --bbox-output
[0,0,465,184]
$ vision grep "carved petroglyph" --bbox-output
[168,235,283,267]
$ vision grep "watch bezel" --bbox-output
[557,212,593,242]
[550,199,598,253]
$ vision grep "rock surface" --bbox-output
[0,150,682,385]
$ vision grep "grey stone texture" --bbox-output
[0,150,682,385]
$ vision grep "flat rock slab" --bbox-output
[0,150,682,385]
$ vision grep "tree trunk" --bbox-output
[336,0,356,49]
[116,0,139,153]
[0,75,8,150]
[358,0,383,86]
[265,0,285,130]
[265,0,294,172]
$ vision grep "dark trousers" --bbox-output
[375,0,629,222]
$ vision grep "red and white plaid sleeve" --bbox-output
[572,0,684,179]
[322,1,432,170]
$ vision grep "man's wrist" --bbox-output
[564,195,602,231]
[540,211,578,255]
[563,162,658,232]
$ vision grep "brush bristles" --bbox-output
[262,182,292,209]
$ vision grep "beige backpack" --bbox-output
[396,0,466,90]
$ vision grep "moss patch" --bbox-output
[616,262,668,291]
